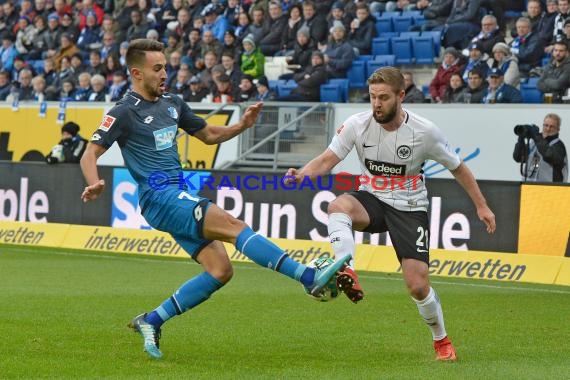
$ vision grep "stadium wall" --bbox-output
[2,103,570,181]
[2,163,569,255]
[0,221,569,286]
[2,163,525,252]
[0,103,240,169]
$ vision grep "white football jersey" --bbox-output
[329,109,461,212]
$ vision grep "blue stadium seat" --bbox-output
[347,60,367,88]
[411,15,426,27]
[380,11,401,18]
[372,37,391,56]
[277,82,297,97]
[382,32,399,38]
[31,60,44,75]
[504,10,523,18]
[402,10,422,18]
[526,77,540,87]
[393,16,413,33]
[412,36,435,64]
[375,18,393,34]
[367,60,391,78]
[374,54,396,66]
[520,84,543,103]
[421,31,442,56]
[268,79,280,93]
[422,84,430,98]
[355,55,375,62]
[320,83,343,102]
[399,31,421,39]
[328,78,350,102]
[390,37,413,64]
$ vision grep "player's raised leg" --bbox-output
[130,241,231,359]
[203,203,350,296]
[327,195,366,303]
[402,258,456,361]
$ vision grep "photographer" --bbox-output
[513,113,568,182]
[45,122,88,164]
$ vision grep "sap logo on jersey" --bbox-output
[365,159,406,176]
[153,125,178,150]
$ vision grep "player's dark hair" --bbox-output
[126,39,165,70]
[367,66,405,93]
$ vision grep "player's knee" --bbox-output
[210,264,234,284]
[327,197,351,214]
[407,282,429,300]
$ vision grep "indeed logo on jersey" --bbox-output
[365,159,406,176]
[153,125,178,150]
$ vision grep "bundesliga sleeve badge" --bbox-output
[98,115,116,132]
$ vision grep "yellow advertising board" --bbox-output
[1,221,569,286]
[518,185,570,256]
[0,105,104,162]
[61,224,187,258]
[0,104,237,168]
[177,111,234,169]
[555,260,570,286]
[0,221,69,247]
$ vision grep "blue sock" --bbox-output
[144,272,224,328]
[235,227,315,287]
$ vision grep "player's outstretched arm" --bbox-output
[285,148,341,185]
[450,162,496,234]
[194,102,263,145]
[80,143,108,203]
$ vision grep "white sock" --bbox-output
[328,213,355,266]
[412,287,447,341]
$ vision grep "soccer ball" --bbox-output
[303,257,340,302]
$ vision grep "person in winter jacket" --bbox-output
[537,40,570,102]
[429,47,465,102]
[45,122,88,164]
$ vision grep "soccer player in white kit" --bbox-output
[285,67,496,361]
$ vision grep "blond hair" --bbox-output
[367,66,405,93]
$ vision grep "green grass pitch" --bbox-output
[1,246,570,379]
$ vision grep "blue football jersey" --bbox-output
[90,91,206,206]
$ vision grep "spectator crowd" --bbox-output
[0,0,567,104]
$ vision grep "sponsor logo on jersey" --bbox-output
[98,115,116,132]
[168,106,179,119]
[143,116,154,124]
[91,133,101,141]
[365,159,406,176]
[336,124,345,135]
[397,145,411,159]
[153,125,178,150]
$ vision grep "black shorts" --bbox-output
[347,191,430,264]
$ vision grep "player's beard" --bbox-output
[372,101,397,124]
[144,80,165,98]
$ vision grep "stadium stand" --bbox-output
[1,0,555,105]
[347,60,367,89]
[320,82,343,102]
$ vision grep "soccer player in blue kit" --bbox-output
[80,39,349,359]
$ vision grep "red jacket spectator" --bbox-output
[78,0,105,30]
[429,47,465,102]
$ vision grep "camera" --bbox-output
[514,124,539,138]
